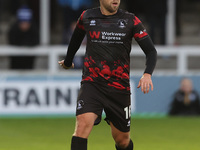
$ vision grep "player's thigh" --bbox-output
[75,112,98,127]
[110,122,130,146]
[74,112,98,138]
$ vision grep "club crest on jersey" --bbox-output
[118,19,127,29]
[90,20,96,26]
[77,100,84,110]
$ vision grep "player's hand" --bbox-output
[58,60,74,69]
[137,73,153,94]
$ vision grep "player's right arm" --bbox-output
[59,11,86,69]
[58,60,74,69]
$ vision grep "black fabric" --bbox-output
[64,8,157,93]
[169,90,200,116]
[10,56,35,69]
[8,22,39,46]
[76,82,131,132]
[8,22,39,69]
[115,139,134,150]
[137,36,157,75]
[64,27,86,67]
[71,136,87,150]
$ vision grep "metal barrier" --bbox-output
[0,46,200,75]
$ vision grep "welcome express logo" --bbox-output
[89,31,126,41]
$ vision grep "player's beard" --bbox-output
[102,1,120,14]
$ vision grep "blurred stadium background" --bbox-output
[0,0,200,150]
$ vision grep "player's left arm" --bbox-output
[132,16,157,93]
[137,37,157,93]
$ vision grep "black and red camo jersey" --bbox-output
[64,7,157,93]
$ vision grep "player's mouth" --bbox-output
[112,2,118,6]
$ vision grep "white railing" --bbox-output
[0,46,200,75]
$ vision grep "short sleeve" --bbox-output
[132,16,148,41]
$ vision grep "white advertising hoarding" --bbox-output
[0,79,80,115]
[0,77,135,116]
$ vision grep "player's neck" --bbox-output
[100,6,118,16]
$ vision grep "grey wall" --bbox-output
[132,76,200,114]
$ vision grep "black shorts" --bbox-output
[76,82,131,132]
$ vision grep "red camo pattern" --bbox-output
[82,56,130,91]
[77,11,86,30]
[133,16,141,26]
